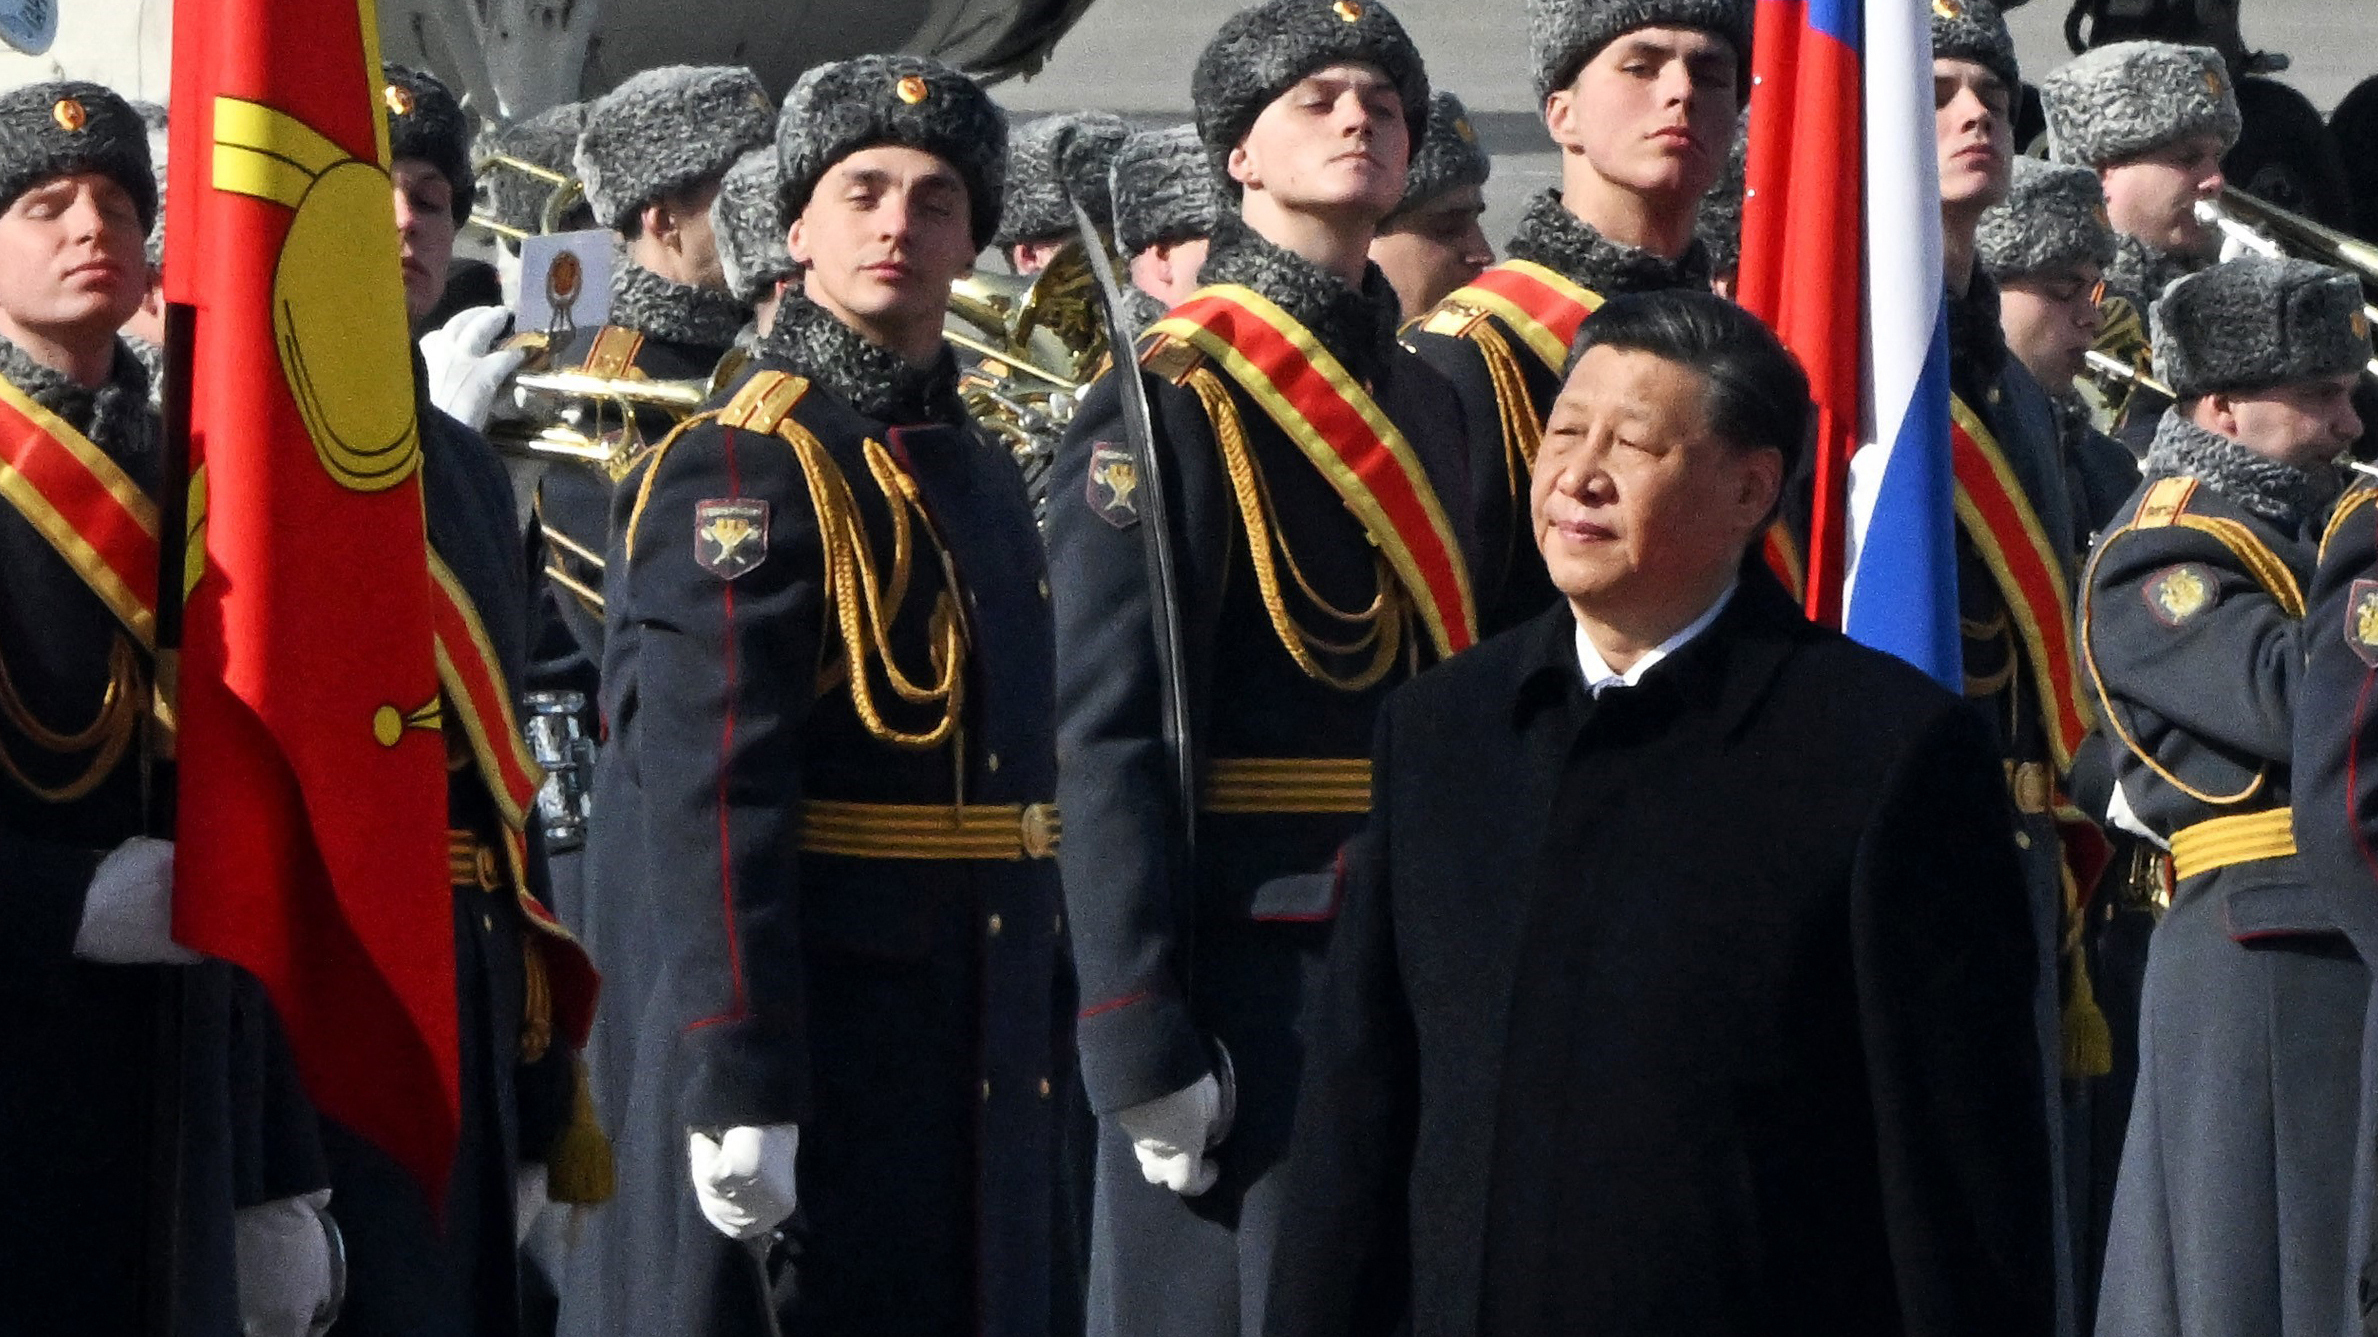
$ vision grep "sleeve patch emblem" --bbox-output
[2144,563,2214,627]
[1088,443,1141,530]
[695,498,769,580]
[2348,579,2378,667]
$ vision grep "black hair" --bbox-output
[1566,289,1812,478]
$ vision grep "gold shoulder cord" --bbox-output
[2078,478,2294,806]
[0,635,142,803]
[1470,322,1543,494]
[1184,365,1404,692]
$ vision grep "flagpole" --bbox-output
[140,299,198,1337]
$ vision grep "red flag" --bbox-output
[164,0,458,1197]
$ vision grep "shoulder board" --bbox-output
[1417,300,1490,340]
[573,325,648,379]
[2132,475,2198,528]
[1139,333,1204,386]
[715,370,813,436]
[2122,473,2303,618]
[2322,484,2378,562]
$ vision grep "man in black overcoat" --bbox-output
[1268,292,2056,1337]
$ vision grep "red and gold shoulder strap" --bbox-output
[0,375,158,646]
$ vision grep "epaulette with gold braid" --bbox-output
[1417,299,1491,340]
[2322,483,2378,563]
[1139,334,1204,386]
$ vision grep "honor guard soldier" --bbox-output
[560,55,1070,1337]
[2081,255,2369,1337]
[1368,90,1493,322]
[1048,3,1475,1333]
[712,146,797,343]
[1932,9,2118,1326]
[2039,41,2240,444]
[1406,0,1749,635]
[2288,458,2378,1337]
[999,110,1132,276]
[316,65,606,1337]
[0,78,346,1337]
[1111,123,1224,331]
[529,63,773,707]
[1978,157,2143,543]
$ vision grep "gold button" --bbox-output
[987,753,1001,772]
[51,98,86,132]
[2015,830,2033,850]
[1038,578,1050,599]
[1038,1077,1053,1098]
[896,74,930,105]
[1054,913,1065,934]
[482,913,494,931]
[980,1080,992,1101]
[383,84,416,117]
[988,913,1004,937]
[1332,0,1363,19]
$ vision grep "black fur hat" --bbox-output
[1112,124,1223,254]
[1977,157,2118,282]
[777,54,1008,250]
[0,81,156,232]
[383,64,474,226]
[1191,0,1430,194]
[577,65,774,232]
[996,111,1133,247]
[1929,0,2020,97]
[1389,90,1491,219]
[1527,0,1753,104]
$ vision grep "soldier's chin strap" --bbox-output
[1068,191,1200,980]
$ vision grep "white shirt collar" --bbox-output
[1573,582,1738,697]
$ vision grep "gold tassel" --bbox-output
[2062,954,2114,1078]
[545,1056,615,1205]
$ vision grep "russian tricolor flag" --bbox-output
[1740,0,1961,690]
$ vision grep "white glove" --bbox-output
[75,836,200,965]
[2105,778,2166,848]
[419,306,528,433]
[515,1164,550,1246]
[689,1124,800,1241]
[1117,1073,1225,1196]
[235,1189,341,1337]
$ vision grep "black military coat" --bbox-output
[0,339,323,1335]
[324,393,581,1337]
[1048,222,1474,1337]
[1267,576,2054,1337]
[1402,190,1713,635]
[562,295,1065,1337]
[2082,412,2364,1337]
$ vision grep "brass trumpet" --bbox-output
[484,338,742,482]
[468,151,589,242]
[2195,187,2378,381]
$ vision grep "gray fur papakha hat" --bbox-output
[1112,124,1223,254]
[475,102,588,241]
[1528,0,1753,104]
[996,111,1132,247]
[135,100,166,272]
[1929,0,2020,96]
[2150,255,2371,397]
[576,65,774,232]
[1389,90,1491,219]
[0,82,156,232]
[713,147,794,306]
[2039,41,2241,168]
[777,54,1008,249]
[383,64,474,226]
[1977,157,2117,282]
[1191,0,1430,192]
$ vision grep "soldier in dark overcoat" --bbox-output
[559,54,1070,1337]
[0,79,341,1337]
[320,64,605,1337]
[1403,0,1748,636]
[2081,255,2371,1337]
[1047,4,1476,1333]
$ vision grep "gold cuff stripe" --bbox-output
[2169,807,2296,881]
